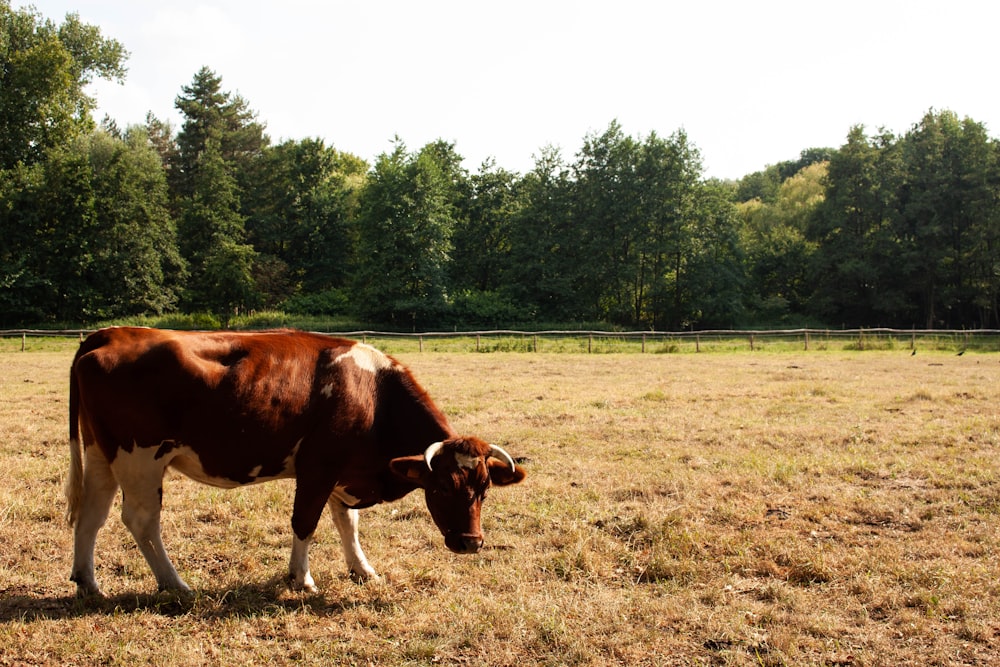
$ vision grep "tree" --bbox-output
[172,68,264,317]
[574,120,643,323]
[450,158,521,293]
[86,128,185,317]
[739,162,825,323]
[736,148,835,203]
[0,2,126,169]
[172,66,266,199]
[446,158,527,325]
[681,180,745,328]
[632,129,705,329]
[0,130,183,323]
[177,140,255,317]
[0,140,96,322]
[354,139,465,326]
[243,138,367,308]
[895,110,999,328]
[506,146,583,321]
[808,126,898,325]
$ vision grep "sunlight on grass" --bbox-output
[1,348,998,664]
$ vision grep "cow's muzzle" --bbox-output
[446,532,484,554]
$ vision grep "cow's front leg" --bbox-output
[288,533,317,593]
[289,478,331,592]
[328,501,379,581]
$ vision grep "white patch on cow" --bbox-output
[455,452,481,470]
[321,383,334,398]
[113,442,169,481]
[331,344,393,374]
[164,439,301,488]
[109,443,190,591]
[289,533,317,592]
[328,502,379,581]
[70,444,122,595]
[330,483,361,507]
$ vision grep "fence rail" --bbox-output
[3,327,999,353]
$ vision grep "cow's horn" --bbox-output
[424,441,445,471]
[488,444,517,472]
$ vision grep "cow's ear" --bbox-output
[389,455,430,487]
[487,459,527,487]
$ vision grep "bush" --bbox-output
[449,290,529,328]
[281,289,350,316]
[151,312,222,330]
[230,311,292,329]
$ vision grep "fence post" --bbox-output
[419,336,423,353]
[533,335,538,352]
[22,333,26,352]
[804,330,810,351]
[476,333,480,352]
[588,334,593,353]
[696,335,701,353]
[749,333,755,351]
[642,333,646,353]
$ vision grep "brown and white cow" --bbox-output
[66,327,526,596]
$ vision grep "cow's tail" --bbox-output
[65,349,84,528]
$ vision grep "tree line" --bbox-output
[2,4,999,330]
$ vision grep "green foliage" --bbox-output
[151,312,222,330]
[0,130,183,324]
[173,69,262,318]
[353,139,464,326]
[0,2,126,169]
[736,147,835,203]
[564,122,742,329]
[449,290,529,327]
[739,162,824,322]
[809,111,1000,328]
[450,158,520,293]
[244,138,365,304]
[281,288,350,316]
[506,145,581,321]
[3,7,1000,332]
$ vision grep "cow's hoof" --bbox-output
[288,573,318,593]
[157,585,194,599]
[75,585,104,599]
[295,583,319,594]
[349,568,380,583]
[71,575,104,599]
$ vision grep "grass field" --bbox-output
[1,341,998,665]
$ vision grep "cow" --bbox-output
[65,327,526,597]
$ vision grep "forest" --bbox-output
[2,4,999,330]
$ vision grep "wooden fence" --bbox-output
[3,327,999,353]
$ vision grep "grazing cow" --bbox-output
[66,327,526,596]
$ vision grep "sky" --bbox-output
[20,0,1000,180]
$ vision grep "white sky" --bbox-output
[22,0,1000,180]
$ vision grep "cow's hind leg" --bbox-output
[328,502,379,581]
[113,450,190,594]
[70,446,119,596]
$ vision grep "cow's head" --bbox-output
[389,436,526,554]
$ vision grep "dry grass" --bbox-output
[1,340,999,665]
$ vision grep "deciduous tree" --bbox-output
[0,3,125,169]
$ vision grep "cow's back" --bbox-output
[72,328,364,477]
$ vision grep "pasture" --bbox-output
[1,340,998,665]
